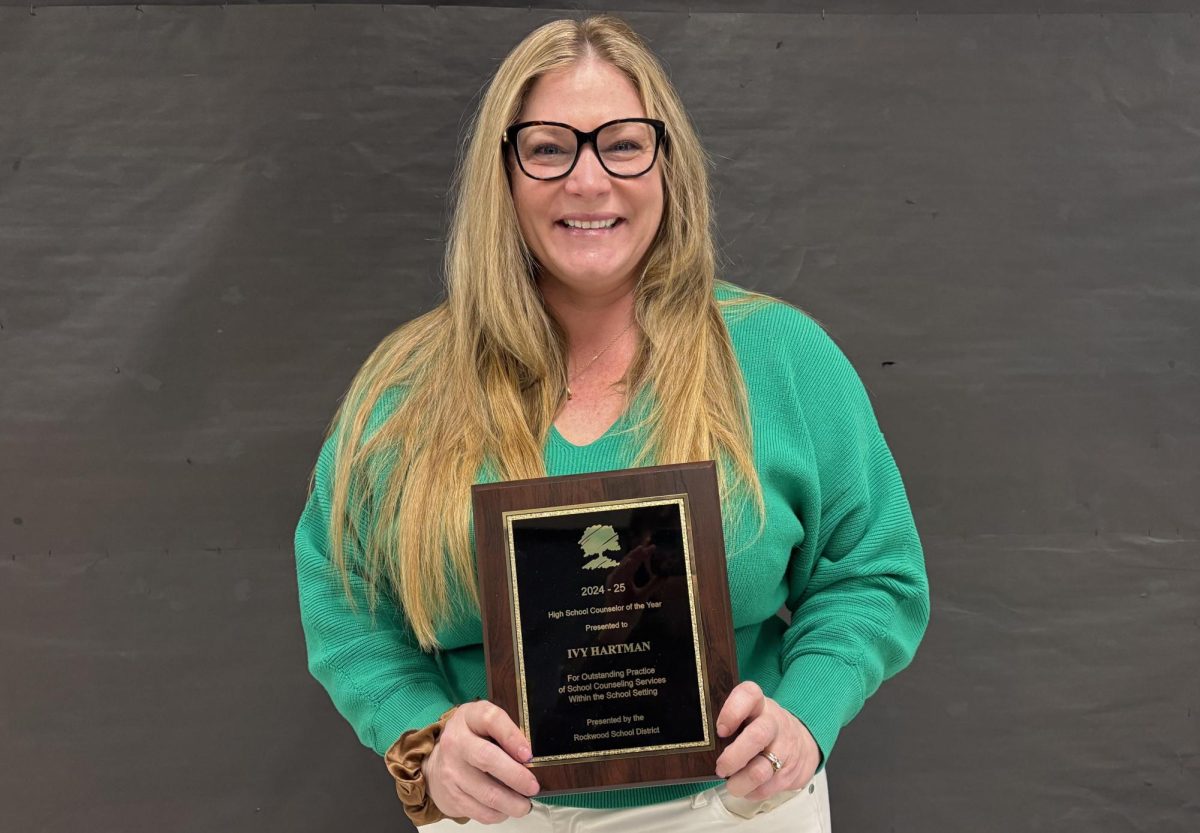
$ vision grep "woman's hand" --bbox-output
[423,700,541,823]
[714,681,821,800]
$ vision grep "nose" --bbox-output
[563,140,612,198]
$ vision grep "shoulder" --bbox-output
[715,281,866,401]
[341,302,448,452]
[715,279,825,341]
[363,385,408,443]
[311,383,409,498]
[714,280,882,455]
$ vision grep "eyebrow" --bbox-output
[518,117,648,129]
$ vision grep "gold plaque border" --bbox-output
[502,494,714,767]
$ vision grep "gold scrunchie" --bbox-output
[384,706,469,826]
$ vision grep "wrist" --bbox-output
[384,706,466,826]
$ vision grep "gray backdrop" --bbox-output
[2,3,1197,831]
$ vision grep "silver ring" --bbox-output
[760,750,784,772]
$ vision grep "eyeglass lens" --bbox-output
[515,122,657,178]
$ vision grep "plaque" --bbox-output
[471,461,739,794]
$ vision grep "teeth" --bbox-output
[563,218,618,229]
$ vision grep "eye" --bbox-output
[532,144,568,156]
[606,140,643,152]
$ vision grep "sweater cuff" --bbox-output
[369,680,458,756]
[769,653,864,775]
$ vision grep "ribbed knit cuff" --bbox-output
[769,653,864,775]
[369,680,457,756]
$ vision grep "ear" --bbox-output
[502,143,518,183]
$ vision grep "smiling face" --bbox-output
[508,58,665,302]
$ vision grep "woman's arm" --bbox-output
[773,428,930,774]
[296,429,541,824]
[294,432,456,756]
[772,317,932,775]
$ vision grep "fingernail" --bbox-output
[716,723,728,737]
[519,746,532,761]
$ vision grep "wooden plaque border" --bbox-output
[471,461,738,795]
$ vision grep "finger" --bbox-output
[445,782,508,825]
[743,753,805,801]
[714,714,778,779]
[723,752,779,799]
[455,765,534,820]
[715,680,765,738]
[744,767,793,802]
[465,734,541,798]
[745,740,819,801]
[462,701,532,763]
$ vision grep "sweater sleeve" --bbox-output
[768,320,931,775]
[294,428,457,756]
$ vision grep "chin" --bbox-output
[555,268,636,292]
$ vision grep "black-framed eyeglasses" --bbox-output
[502,117,666,181]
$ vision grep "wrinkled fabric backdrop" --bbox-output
[1,2,1197,831]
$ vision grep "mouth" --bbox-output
[556,217,625,234]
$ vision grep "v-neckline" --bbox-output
[550,411,626,450]
[549,385,646,450]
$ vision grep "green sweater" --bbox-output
[293,283,930,810]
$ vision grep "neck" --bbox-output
[539,273,638,354]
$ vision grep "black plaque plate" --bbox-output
[508,496,707,762]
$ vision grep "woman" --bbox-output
[294,14,929,831]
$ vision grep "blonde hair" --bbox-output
[315,14,766,650]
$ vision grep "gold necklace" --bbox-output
[565,319,635,401]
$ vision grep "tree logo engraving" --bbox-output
[579,524,620,569]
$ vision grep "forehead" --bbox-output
[518,58,646,130]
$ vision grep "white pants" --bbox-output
[423,769,831,831]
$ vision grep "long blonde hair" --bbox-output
[315,14,766,650]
